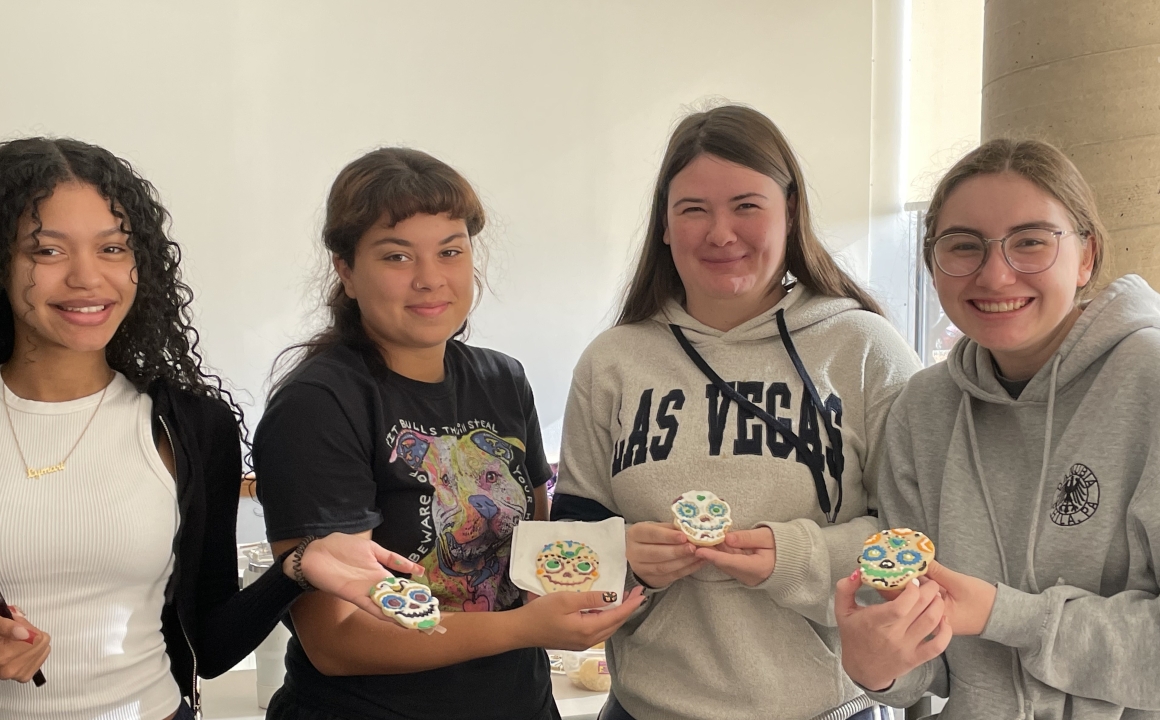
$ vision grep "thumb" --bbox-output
[371,544,425,578]
[923,560,954,587]
[724,527,775,550]
[834,571,862,618]
[0,616,31,642]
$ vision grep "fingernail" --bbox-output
[9,605,24,619]
[17,628,33,644]
[849,570,860,581]
[602,592,617,603]
[414,567,425,577]
[911,578,920,588]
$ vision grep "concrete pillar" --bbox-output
[981,0,1160,288]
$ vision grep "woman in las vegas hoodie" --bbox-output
[552,105,918,720]
[837,139,1160,720]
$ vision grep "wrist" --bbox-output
[281,535,318,590]
[500,605,538,650]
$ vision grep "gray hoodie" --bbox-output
[552,286,920,720]
[869,274,1160,719]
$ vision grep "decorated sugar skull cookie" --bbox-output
[858,528,936,590]
[671,491,732,546]
[536,540,600,593]
[369,574,442,631]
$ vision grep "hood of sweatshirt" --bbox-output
[948,274,1160,404]
[654,284,863,345]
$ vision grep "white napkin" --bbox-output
[509,518,627,608]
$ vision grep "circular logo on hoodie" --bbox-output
[1050,463,1100,527]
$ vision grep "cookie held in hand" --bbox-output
[858,528,936,590]
[369,574,442,631]
[671,491,732,547]
[536,540,600,593]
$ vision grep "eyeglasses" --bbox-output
[931,227,1076,278]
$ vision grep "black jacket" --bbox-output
[150,379,303,712]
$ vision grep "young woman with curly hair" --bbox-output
[0,137,426,720]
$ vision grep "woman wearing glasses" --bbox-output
[835,139,1160,719]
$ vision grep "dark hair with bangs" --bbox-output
[0,137,246,428]
[272,147,486,389]
[619,104,883,325]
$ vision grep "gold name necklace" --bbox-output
[2,377,110,479]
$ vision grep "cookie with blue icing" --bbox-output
[858,528,936,590]
[369,574,442,631]
[671,491,733,546]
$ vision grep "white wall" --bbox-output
[0,0,875,440]
[908,0,984,203]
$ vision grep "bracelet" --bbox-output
[291,535,317,591]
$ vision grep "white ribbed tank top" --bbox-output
[0,372,182,720]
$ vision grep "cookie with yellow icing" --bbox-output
[536,540,600,593]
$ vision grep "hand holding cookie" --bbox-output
[834,570,951,692]
[924,560,997,636]
[694,527,777,587]
[625,521,704,588]
[516,587,646,651]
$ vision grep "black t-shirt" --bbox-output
[255,342,555,720]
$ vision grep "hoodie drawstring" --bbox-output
[1024,354,1061,595]
[959,353,1063,719]
[962,391,1029,719]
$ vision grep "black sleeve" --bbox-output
[518,372,554,488]
[551,494,619,521]
[254,381,382,542]
[189,398,302,678]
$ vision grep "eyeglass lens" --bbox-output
[934,229,1061,276]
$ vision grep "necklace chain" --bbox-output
[2,376,111,479]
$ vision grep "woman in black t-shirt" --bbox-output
[254,148,644,720]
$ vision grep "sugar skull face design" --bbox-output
[858,528,936,590]
[369,574,442,631]
[671,491,732,546]
[535,540,600,593]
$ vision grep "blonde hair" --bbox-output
[922,138,1106,296]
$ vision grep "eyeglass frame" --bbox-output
[928,226,1083,278]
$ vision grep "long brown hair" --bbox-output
[618,104,883,326]
[272,147,486,390]
[922,138,1106,296]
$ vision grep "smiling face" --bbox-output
[665,154,791,329]
[931,172,1094,379]
[336,212,474,362]
[5,182,137,362]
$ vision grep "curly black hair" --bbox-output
[0,137,247,432]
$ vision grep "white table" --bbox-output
[202,665,607,720]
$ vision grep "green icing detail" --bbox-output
[696,494,706,501]
[861,563,920,580]
[418,619,437,629]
